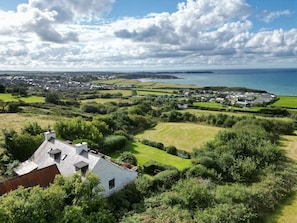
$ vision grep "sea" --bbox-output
[153,68,297,96]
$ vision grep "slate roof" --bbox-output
[15,139,101,176]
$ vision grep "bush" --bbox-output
[141,139,164,150]
[165,145,177,155]
[142,160,177,176]
[118,151,137,166]
[102,135,128,154]
[152,169,180,190]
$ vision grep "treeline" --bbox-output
[163,110,295,134]
[107,119,297,222]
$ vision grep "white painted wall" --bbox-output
[92,158,138,197]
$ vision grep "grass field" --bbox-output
[136,122,222,152]
[0,93,44,103]
[80,98,128,104]
[193,101,261,112]
[98,89,132,97]
[0,113,59,140]
[93,78,201,89]
[110,140,192,170]
[272,96,297,109]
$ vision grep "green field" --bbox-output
[93,78,201,89]
[193,101,261,112]
[0,93,44,103]
[136,122,222,152]
[110,140,192,170]
[272,96,297,109]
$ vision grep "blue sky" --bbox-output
[0,0,296,71]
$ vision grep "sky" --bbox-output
[0,0,296,71]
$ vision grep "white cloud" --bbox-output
[0,0,296,70]
[259,9,292,23]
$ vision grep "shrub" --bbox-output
[142,160,177,176]
[152,169,180,190]
[165,145,177,155]
[102,135,127,153]
[118,151,137,166]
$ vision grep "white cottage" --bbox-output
[14,131,138,197]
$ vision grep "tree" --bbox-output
[54,117,103,147]
[21,122,45,136]
[9,133,43,161]
[45,92,60,104]
[0,84,5,93]
[0,172,115,223]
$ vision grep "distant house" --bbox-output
[14,131,138,197]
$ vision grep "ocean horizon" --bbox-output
[153,68,297,96]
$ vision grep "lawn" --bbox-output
[272,96,297,109]
[110,140,192,170]
[0,93,44,103]
[136,122,222,152]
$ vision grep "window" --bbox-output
[109,178,115,189]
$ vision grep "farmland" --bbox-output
[0,93,44,103]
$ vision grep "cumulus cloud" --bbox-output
[1,0,115,44]
[0,0,296,70]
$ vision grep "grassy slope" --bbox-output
[0,93,44,103]
[265,131,297,223]
[110,141,192,170]
[136,122,222,152]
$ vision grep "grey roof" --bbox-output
[15,139,102,177]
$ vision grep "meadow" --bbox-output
[0,93,44,103]
[136,122,222,152]
[0,113,59,139]
[110,140,192,170]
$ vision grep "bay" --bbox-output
[153,68,297,96]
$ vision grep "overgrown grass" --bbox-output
[110,140,192,170]
[272,96,297,109]
[0,113,58,139]
[0,93,44,103]
[136,122,222,152]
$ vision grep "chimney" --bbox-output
[44,131,56,141]
[75,142,89,154]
